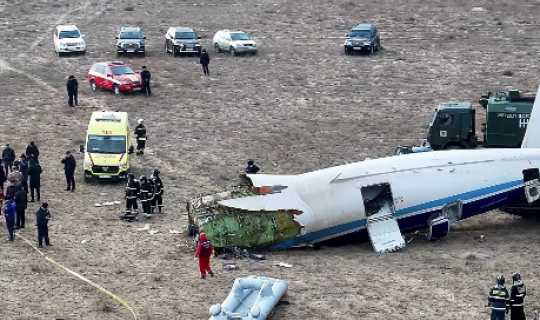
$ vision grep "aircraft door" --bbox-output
[523,168,540,204]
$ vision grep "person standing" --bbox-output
[140,66,151,97]
[61,151,76,192]
[194,233,215,279]
[124,173,139,215]
[200,49,210,76]
[35,202,52,248]
[25,141,40,163]
[139,175,152,218]
[3,199,17,242]
[150,169,164,214]
[134,119,147,156]
[14,186,27,229]
[7,165,22,187]
[4,180,19,201]
[66,75,78,107]
[245,159,260,174]
[0,159,6,194]
[2,144,16,176]
[18,154,29,193]
[488,275,510,320]
[28,157,42,202]
[509,273,526,320]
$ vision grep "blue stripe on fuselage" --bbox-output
[269,179,524,249]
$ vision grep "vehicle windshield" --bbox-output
[111,66,135,75]
[231,33,250,41]
[59,30,81,39]
[119,31,142,39]
[175,32,197,39]
[349,30,372,38]
[87,135,126,154]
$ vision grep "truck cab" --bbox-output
[79,111,134,182]
[426,102,477,150]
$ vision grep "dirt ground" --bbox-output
[1,0,540,319]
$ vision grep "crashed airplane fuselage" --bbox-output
[187,85,540,253]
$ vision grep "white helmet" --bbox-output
[137,119,144,124]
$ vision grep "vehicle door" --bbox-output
[217,32,225,50]
[102,66,113,90]
[225,33,232,49]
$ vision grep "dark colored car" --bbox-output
[344,24,381,55]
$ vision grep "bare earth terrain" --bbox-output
[1,0,540,319]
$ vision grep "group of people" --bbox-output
[1,142,43,202]
[487,273,527,320]
[121,169,164,220]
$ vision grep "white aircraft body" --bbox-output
[191,85,540,253]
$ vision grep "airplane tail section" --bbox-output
[521,84,540,148]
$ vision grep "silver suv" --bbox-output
[165,27,201,56]
[212,30,258,56]
[115,27,146,57]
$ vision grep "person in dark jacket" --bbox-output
[125,173,139,215]
[28,158,42,202]
[488,275,510,320]
[0,159,6,194]
[3,199,17,241]
[139,175,152,218]
[61,151,76,191]
[66,75,78,107]
[194,233,215,279]
[18,154,29,193]
[245,159,260,174]
[35,202,52,247]
[14,187,27,229]
[509,273,526,320]
[150,169,164,214]
[25,141,40,163]
[2,144,16,176]
[200,49,210,75]
[5,180,19,201]
[134,119,147,156]
[140,66,151,97]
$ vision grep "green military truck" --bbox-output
[394,90,535,154]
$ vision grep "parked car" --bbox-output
[54,25,86,56]
[115,27,146,57]
[165,27,201,56]
[344,24,381,55]
[87,61,143,95]
[213,30,258,56]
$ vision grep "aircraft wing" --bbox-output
[219,192,306,212]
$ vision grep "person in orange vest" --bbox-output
[194,233,215,279]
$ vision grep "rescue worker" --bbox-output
[150,169,164,214]
[140,66,151,97]
[25,141,40,163]
[509,273,526,320]
[2,144,16,176]
[14,186,27,229]
[125,173,140,215]
[134,119,147,156]
[200,49,210,76]
[245,159,260,174]
[194,233,215,279]
[139,175,152,218]
[28,157,42,202]
[3,198,17,242]
[18,154,29,193]
[7,165,22,187]
[488,275,510,320]
[66,75,78,107]
[61,151,76,191]
[35,201,52,248]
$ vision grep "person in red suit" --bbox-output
[194,233,215,279]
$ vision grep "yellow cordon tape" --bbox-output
[15,232,138,320]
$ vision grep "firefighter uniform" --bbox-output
[134,119,147,156]
[125,173,140,215]
[488,275,510,320]
[510,273,526,320]
[139,175,152,218]
[150,169,164,214]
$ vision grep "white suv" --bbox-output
[212,30,258,56]
[54,25,86,57]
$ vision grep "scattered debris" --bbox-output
[222,263,239,271]
[274,262,292,268]
[95,200,122,207]
[81,239,87,244]
[471,7,488,12]
[169,230,182,234]
[148,229,159,235]
[473,234,485,241]
[137,224,150,231]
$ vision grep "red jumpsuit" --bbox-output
[194,233,214,276]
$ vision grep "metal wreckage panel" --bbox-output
[187,186,302,248]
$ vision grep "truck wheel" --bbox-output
[172,45,177,57]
